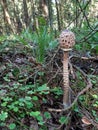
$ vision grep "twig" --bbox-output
[66,0,91,28]
[79,24,98,43]
[69,61,75,79]
[69,55,98,61]
[77,0,94,31]
[47,69,60,84]
[46,47,60,66]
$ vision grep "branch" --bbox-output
[77,0,94,31]
[66,0,91,28]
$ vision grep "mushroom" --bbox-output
[59,30,75,108]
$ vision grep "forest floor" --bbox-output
[0,43,98,130]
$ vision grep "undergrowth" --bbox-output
[0,26,98,130]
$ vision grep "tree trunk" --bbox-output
[55,0,61,31]
[39,0,48,18]
[12,0,22,33]
[47,0,53,28]
[23,0,29,28]
[1,0,14,33]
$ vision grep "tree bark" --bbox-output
[39,0,48,18]
[23,0,29,28]
[1,0,14,33]
[55,0,61,31]
[47,0,53,28]
[12,0,22,33]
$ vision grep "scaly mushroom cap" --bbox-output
[59,30,75,50]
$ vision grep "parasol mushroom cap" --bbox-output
[59,30,75,51]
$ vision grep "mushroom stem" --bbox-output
[63,51,71,108]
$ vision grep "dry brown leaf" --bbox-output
[82,116,91,125]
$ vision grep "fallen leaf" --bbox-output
[82,116,91,125]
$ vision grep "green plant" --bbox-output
[44,112,51,120]
[15,26,58,63]
[0,111,8,121]
[0,83,51,128]
[32,26,58,63]
[50,87,63,99]
[59,116,69,125]
[8,123,16,130]
[92,110,98,122]
[74,23,98,55]
[30,111,44,125]
[0,35,6,43]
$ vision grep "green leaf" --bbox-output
[37,84,49,91]
[0,122,6,127]
[38,72,44,76]
[25,96,32,100]
[13,107,19,112]
[37,115,43,121]
[92,94,98,99]
[51,87,63,95]
[38,121,44,125]
[92,110,97,117]
[8,123,16,130]
[25,102,33,108]
[44,112,51,119]
[32,96,38,101]
[37,115,44,125]
[1,102,7,107]
[19,102,24,106]
[27,90,34,94]
[30,111,40,117]
[74,107,79,112]
[3,77,10,82]
[0,35,6,42]
[59,116,68,124]
[3,97,12,102]
[19,98,25,102]
[0,111,8,121]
